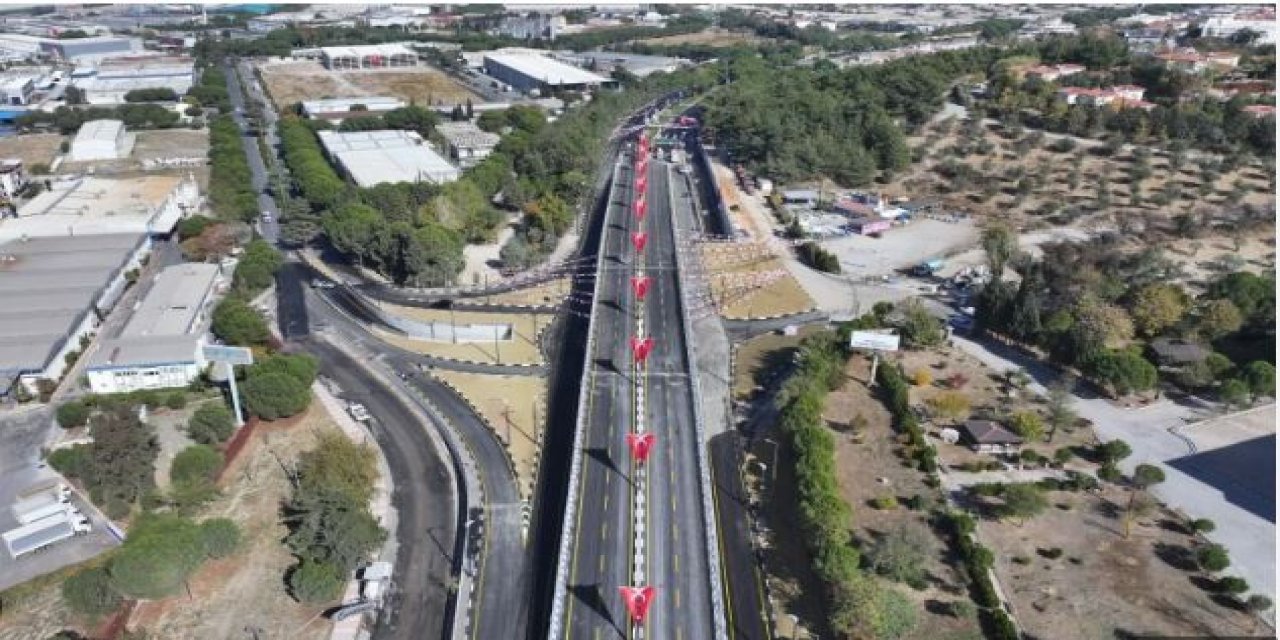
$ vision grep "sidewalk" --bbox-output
[314,382,399,640]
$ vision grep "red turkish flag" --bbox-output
[626,433,655,464]
[630,275,651,301]
[634,174,647,193]
[631,231,648,253]
[633,198,647,220]
[619,586,656,625]
[630,336,654,364]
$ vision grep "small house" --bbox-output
[960,420,1023,454]
[1148,338,1211,367]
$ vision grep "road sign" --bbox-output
[848,331,900,352]
[202,344,255,365]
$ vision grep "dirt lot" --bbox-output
[480,277,571,307]
[0,133,64,169]
[976,484,1262,639]
[825,354,984,639]
[699,246,815,319]
[730,326,824,399]
[432,371,545,499]
[821,218,980,280]
[258,60,480,109]
[638,28,768,47]
[128,402,339,639]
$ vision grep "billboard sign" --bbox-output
[202,344,255,366]
[848,330,900,352]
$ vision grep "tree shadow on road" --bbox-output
[570,583,623,637]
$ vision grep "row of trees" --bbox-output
[775,332,919,638]
[124,88,180,103]
[284,434,385,602]
[188,65,231,114]
[15,104,182,135]
[208,115,259,222]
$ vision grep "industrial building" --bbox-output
[482,52,613,94]
[0,159,27,200]
[435,121,500,168]
[0,73,37,106]
[555,52,691,78]
[85,262,223,394]
[317,129,460,187]
[41,36,140,62]
[301,96,406,122]
[319,43,419,70]
[73,55,195,104]
[0,173,200,395]
[0,233,150,396]
[68,119,134,161]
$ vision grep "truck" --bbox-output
[11,485,71,525]
[912,259,945,277]
[3,511,91,559]
[348,403,371,422]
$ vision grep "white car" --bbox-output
[348,403,371,422]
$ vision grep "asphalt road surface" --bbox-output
[302,337,457,640]
[561,145,715,639]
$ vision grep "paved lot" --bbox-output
[819,218,978,280]
[950,334,1277,607]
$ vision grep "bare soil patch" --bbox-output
[0,133,64,168]
[730,326,823,400]
[479,277,571,307]
[978,484,1261,639]
[699,246,815,319]
[639,28,767,47]
[127,402,341,639]
[258,60,480,109]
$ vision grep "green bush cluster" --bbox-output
[16,104,182,134]
[940,510,1015,636]
[279,119,346,208]
[104,513,240,600]
[209,115,258,221]
[124,87,180,102]
[232,239,283,297]
[241,353,317,421]
[876,363,938,473]
[188,65,231,113]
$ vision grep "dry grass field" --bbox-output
[639,28,768,47]
[258,61,480,109]
[0,133,64,169]
[698,246,815,319]
[432,371,546,499]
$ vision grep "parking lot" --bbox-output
[816,217,979,279]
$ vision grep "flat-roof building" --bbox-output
[301,96,406,122]
[320,43,418,70]
[0,73,37,106]
[317,129,460,187]
[435,121,500,168]
[4,174,200,243]
[85,262,223,394]
[74,56,195,104]
[40,36,141,62]
[68,119,134,161]
[482,52,613,94]
[0,233,151,395]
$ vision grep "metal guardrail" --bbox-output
[546,158,620,639]
[667,163,730,640]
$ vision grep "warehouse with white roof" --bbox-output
[320,43,418,70]
[85,262,224,394]
[317,129,460,187]
[482,52,614,93]
[68,119,134,161]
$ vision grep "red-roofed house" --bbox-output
[1025,63,1086,82]
[1156,48,1241,72]
[1243,105,1276,119]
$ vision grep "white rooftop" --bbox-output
[484,52,609,86]
[301,96,406,114]
[320,43,417,58]
[5,175,189,243]
[119,262,220,338]
[435,121,501,149]
[74,119,124,143]
[317,129,459,187]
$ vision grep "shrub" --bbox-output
[1097,463,1123,483]
[171,445,222,486]
[912,369,933,386]
[1196,544,1230,572]
[982,608,1019,640]
[242,372,310,421]
[1216,576,1249,594]
[872,495,899,510]
[56,401,91,429]
[1053,447,1074,464]
[946,599,975,619]
[187,403,235,445]
[1190,518,1216,534]
[164,391,187,410]
[61,566,122,617]
[288,559,345,603]
[199,518,241,558]
[1037,547,1064,560]
[47,445,90,477]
